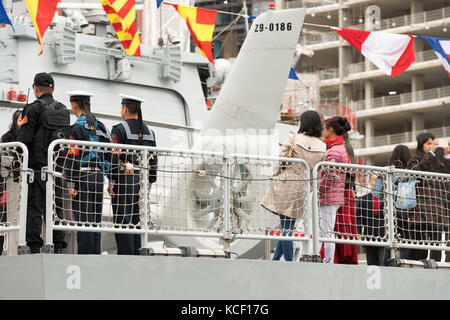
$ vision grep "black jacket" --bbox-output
[343,132,356,190]
[408,152,449,227]
[355,193,385,238]
[111,119,158,184]
[435,147,450,174]
[17,94,64,169]
[435,147,450,223]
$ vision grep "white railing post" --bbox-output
[17,142,30,254]
[311,162,321,262]
[43,141,57,254]
[301,161,313,261]
[386,168,396,263]
[222,155,232,258]
[140,149,149,254]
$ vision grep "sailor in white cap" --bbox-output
[108,93,157,255]
[65,91,112,255]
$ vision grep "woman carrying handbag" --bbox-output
[261,110,326,261]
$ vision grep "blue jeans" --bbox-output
[272,214,296,261]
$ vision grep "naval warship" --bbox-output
[0,1,449,301]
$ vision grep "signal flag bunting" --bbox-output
[332,27,415,77]
[166,2,217,66]
[100,0,141,57]
[25,0,61,54]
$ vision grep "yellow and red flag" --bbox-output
[25,0,61,55]
[167,3,217,66]
[100,0,141,57]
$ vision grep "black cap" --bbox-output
[33,72,54,87]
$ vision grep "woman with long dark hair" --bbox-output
[262,110,326,261]
[389,145,412,169]
[433,139,450,262]
[408,133,446,261]
[2,109,23,143]
[415,132,436,161]
[0,109,23,256]
[389,145,414,259]
[332,120,358,264]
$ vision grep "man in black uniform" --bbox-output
[108,94,157,255]
[17,72,68,254]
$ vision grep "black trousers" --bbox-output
[428,224,442,262]
[364,246,385,266]
[112,173,141,255]
[396,210,411,259]
[72,170,103,255]
[26,173,66,253]
[408,223,428,260]
[405,223,443,261]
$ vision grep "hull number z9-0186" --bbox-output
[254,22,293,32]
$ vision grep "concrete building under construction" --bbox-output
[284,0,450,166]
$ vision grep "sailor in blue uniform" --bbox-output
[108,94,157,255]
[65,91,111,255]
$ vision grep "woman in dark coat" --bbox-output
[390,145,414,259]
[409,133,447,261]
[2,110,23,143]
[0,109,23,255]
[434,139,450,262]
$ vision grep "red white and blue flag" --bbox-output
[332,27,415,77]
[419,36,450,77]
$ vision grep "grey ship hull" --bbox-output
[1,254,449,299]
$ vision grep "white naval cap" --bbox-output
[119,93,144,105]
[66,91,94,101]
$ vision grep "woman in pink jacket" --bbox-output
[318,116,350,263]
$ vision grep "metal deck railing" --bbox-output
[3,141,450,263]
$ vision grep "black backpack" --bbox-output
[38,98,71,150]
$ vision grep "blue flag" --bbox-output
[157,0,163,8]
[288,67,299,80]
[0,0,13,29]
